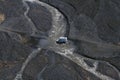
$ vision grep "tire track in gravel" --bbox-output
[14,0,120,80]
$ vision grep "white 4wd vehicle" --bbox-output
[56,37,68,44]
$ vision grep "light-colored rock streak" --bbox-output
[22,0,37,35]
[22,0,119,80]
[0,26,23,41]
[14,48,41,80]
[14,1,42,79]
[26,0,67,40]
[56,51,115,80]
[37,65,48,80]
[13,0,119,80]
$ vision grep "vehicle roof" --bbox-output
[59,37,67,40]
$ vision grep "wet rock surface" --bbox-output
[0,0,120,80]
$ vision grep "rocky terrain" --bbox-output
[0,0,120,80]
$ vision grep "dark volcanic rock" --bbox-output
[0,32,32,61]
[94,0,120,44]
[27,2,52,33]
[69,14,120,58]
[96,61,120,80]
[42,64,81,80]
[0,0,120,80]
[23,50,48,80]
[72,62,101,80]
[0,0,25,18]
[0,61,22,80]
[84,59,94,67]
[69,14,101,42]
[43,0,120,76]
[23,50,101,80]
[41,0,76,20]
[1,16,34,35]
[102,56,120,71]
[0,31,32,80]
